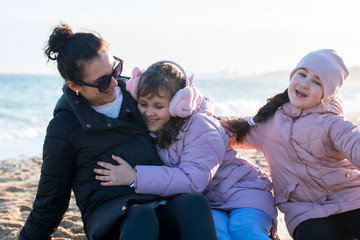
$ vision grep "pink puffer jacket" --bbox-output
[134,104,277,225]
[236,101,360,237]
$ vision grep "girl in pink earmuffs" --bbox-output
[94,61,278,240]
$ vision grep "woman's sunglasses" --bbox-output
[76,56,123,92]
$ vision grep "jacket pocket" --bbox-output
[274,181,298,205]
[321,169,360,188]
[216,165,254,194]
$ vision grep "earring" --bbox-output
[76,90,79,96]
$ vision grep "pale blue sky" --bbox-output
[1,0,360,77]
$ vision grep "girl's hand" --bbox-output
[94,155,136,186]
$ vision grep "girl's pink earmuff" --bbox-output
[126,60,203,118]
[126,67,144,100]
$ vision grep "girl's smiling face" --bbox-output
[137,90,172,133]
[288,68,324,109]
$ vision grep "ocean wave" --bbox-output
[0,119,48,141]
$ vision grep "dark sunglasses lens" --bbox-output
[98,60,122,92]
[113,61,123,77]
[98,76,112,92]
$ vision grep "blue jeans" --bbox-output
[211,208,272,240]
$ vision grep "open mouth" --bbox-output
[103,88,114,94]
[295,90,307,97]
[146,119,157,124]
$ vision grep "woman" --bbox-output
[19,23,217,240]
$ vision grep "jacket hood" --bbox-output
[196,96,215,116]
[54,80,142,132]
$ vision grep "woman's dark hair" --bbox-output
[44,23,108,83]
[228,89,290,142]
[138,63,188,148]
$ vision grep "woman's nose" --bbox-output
[110,77,118,87]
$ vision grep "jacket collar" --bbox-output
[282,96,343,118]
[54,79,143,132]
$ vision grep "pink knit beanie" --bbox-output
[289,49,349,101]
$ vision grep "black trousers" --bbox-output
[294,208,360,240]
[119,193,217,240]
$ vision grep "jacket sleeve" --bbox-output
[328,115,360,168]
[231,118,269,152]
[135,114,225,196]
[19,119,75,240]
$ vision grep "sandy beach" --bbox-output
[0,156,86,240]
[1,113,359,240]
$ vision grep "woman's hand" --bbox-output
[94,155,136,186]
[269,226,279,240]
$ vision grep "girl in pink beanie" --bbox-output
[94,61,279,240]
[223,49,360,240]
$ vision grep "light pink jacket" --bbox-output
[236,101,360,236]
[134,105,277,224]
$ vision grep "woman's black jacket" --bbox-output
[19,79,165,240]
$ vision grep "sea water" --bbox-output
[0,74,63,160]
[1,72,359,160]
